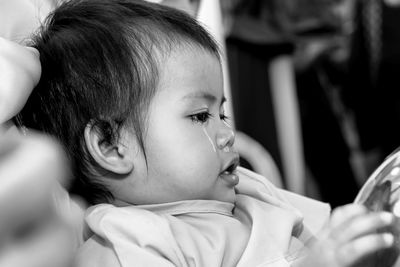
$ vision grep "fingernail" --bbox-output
[383,233,394,246]
[381,212,394,224]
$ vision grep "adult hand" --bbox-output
[0,133,75,267]
[0,37,41,123]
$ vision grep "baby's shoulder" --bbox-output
[76,234,121,267]
[85,204,170,236]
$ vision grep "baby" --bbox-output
[17,0,397,266]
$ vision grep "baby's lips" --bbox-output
[219,172,239,187]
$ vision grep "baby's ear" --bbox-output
[84,121,134,175]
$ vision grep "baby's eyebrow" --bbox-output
[181,92,226,105]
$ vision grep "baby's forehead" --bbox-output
[153,46,223,101]
[159,45,220,77]
[154,40,220,64]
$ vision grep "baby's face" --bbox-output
[114,47,239,205]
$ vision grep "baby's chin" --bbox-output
[222,193,236,204]
[210,186,237,204]
[212,173,239,204]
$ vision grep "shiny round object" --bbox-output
[354,150,400,267]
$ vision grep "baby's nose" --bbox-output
[216,127,235,151]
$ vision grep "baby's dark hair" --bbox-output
[18,0,220,204]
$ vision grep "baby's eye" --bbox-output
[189,112,212,124]
[220,113,230,122]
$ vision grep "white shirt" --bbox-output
[77,167,330,267]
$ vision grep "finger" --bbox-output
[22,47,42,86]
[330,212,394,243]
[336,233,394,266]
[330,204,368,229]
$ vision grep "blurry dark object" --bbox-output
[344,0,400,162]
[364,180,392,211]
[226,0,296,177]
[226,0,360,202]
[354,150,400,267]
[295,52,360,207]
[227,38,292,176]
[291,0,360,207]
[231,0,343,38]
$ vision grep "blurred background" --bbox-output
[3,0,400,208]
[210,0,400,208]
[223,0,400,207]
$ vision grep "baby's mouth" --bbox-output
[219,157,240,187]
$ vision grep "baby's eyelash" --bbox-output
[220,114,229,121]
[189,112,212,124]
[189,112,229,124]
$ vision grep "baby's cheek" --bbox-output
[201,126,217,154]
